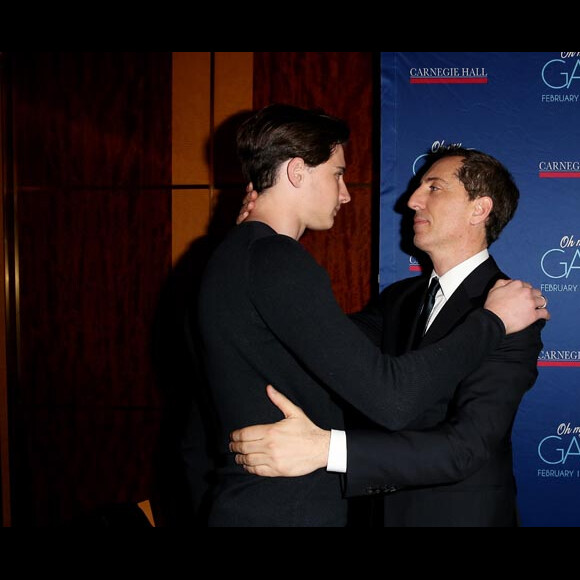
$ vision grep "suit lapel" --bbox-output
[382,277,427,355]
[421,257,505,348]
[402,282,427,352]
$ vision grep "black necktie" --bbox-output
[414,277,441,345]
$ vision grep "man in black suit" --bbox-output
[231,147,546,526]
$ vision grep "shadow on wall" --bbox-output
[150,110,254,527]
[394,151,436,274]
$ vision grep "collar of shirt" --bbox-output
[426,249,489,331]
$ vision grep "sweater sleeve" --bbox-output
[249,236,505,431]
[349,303,383,347]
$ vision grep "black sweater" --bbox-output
[198,222,504,527]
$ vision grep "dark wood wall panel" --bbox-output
[18,188,170,408]
[302,185,374,311]
[253,52,376,313]
[10,52,172,526]
[13,52,171,188]
[5,51,377,526]
[23,407,161,525]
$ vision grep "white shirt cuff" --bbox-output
[327,429,347,473]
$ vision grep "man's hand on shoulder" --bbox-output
[236,185,258,225]
[484,279,550,334]
[229,385,331,477]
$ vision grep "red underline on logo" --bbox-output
[409,266,422,272]
[538,362,580,367]
[410,78,488,85]
[540,172,580,179]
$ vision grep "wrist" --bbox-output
[481,307,507,336]
[318,429,331,470]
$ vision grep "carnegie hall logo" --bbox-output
[409,256,421,273]
[410,66,488,85]
[541,52,580,103]
[538,350,580,368]
[539,160,580,179]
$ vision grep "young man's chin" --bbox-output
[310,221,335,232]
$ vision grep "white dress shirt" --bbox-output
[327,250,490,473]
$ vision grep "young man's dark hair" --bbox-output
[236,103,350,193]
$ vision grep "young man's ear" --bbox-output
[287,157,306,188]
[471,196,493,225]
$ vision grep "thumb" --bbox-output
[492,278,512,289]
[266,385,303,419]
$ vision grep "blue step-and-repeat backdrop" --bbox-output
[380,52,580,527]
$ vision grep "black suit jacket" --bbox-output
[346,257,544,527]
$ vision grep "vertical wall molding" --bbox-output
[0,51,13,527]
[171,52,253,265]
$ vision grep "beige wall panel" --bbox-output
[172,52,211,186]
[213,53,254,189]
[172,189,211,265]
[0,55,11,526]
[214,52,254,128]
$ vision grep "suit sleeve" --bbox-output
[343,322,544,497]
[249,236,506,431]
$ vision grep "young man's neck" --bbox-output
[247,191,305,241]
